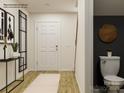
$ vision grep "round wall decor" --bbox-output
[98,24,118,43]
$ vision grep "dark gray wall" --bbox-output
[94,16,124,88]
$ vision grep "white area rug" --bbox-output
[23,74,60,93]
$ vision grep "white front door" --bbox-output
[36,21,60,71]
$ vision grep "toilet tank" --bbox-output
[99,56,120,77]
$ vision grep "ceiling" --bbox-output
[17,0,77,13]
[94,0,124,15]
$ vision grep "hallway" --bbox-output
[0,0,93,93]
[0,71,80,93]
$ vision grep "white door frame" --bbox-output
[75,0,93,93]
[34,21,61,71]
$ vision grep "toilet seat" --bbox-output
[104,75,124,86]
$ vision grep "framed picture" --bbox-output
[6,12,15,43]
[0,8,6,43]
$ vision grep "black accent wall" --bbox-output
[94,16,124,88]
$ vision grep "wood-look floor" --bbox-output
[0,71,80,93]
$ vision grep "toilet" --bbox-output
[100,56,124,93]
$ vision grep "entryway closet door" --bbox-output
[36,21,60,71]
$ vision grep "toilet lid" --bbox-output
[104,75,124,82]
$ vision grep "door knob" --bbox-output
[56,45,58,51]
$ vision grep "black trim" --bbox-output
[19,29,27,32]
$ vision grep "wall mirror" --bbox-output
[19,10,27,72]
[98,24,118,43]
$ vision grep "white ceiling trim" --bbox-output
[17,0,78,13]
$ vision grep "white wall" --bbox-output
[85,0,93,92]
[0,0,30,89]
[29,13,77,71]
[75,0,85,92]
[75,0,93,93]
